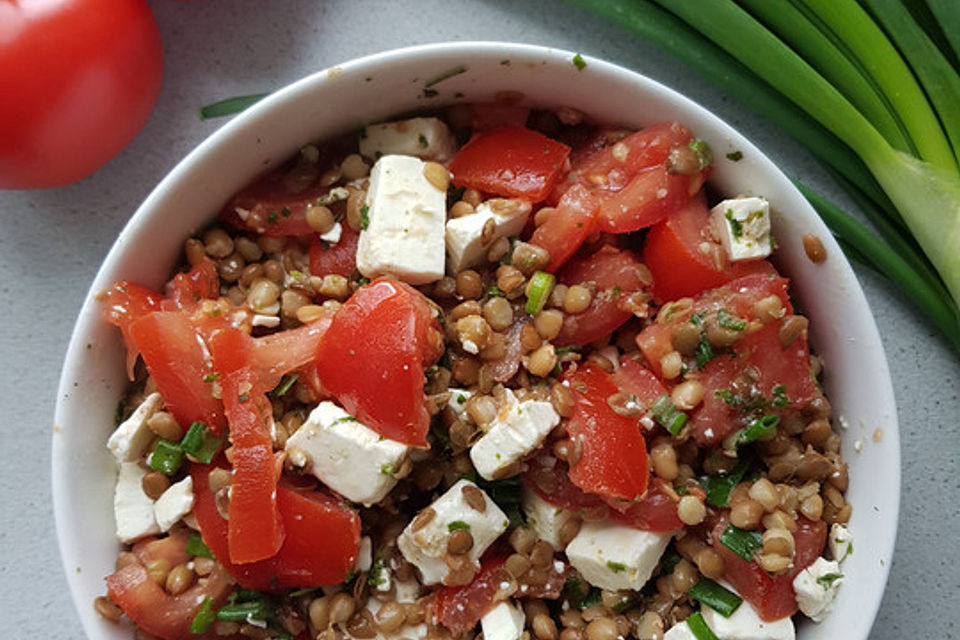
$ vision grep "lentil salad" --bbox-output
[96,102,853,640]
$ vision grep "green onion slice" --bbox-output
[727,414,780,449]
[190,595,216,634]
[650,392,688,435]
[199,93,269,119]
[688,578,743,617]
[685,612,721,640]
[216,600,270,622]
[180,422,225,464]
[702,455,753,507]
[270,373,299,398]
[149,440,184,476]
[719,524,763,562]
[525,271,556,315]
[186,533,216,560]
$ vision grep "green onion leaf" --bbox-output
[447,520,471,532]
[190,596,216,634]
[199,93,268,120]
[685,611,721,640]
[525,271,556,315]
[186,533,216,560]
[564,577,602,610]
[816,572,844,588]
[719,524,763,562]
[727,414,780,449]
[216,600,270,622]
[660,545,682,575]
[149,440,184,476]
[180,422,225,464]
[650,392,688,435]
[703,455,753,507]
[270,373,299,398]
[717,309,746,331]
[606,561,627,573]
[688,578,743,617]
[572,53,587,70]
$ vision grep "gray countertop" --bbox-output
[2,1,957,638]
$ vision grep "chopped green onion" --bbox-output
[190,596,216,634]
[694,333,715,369]
[186,533,216,560]
[270,373,299,398]
[650,393,687,435]
[199,93,268,119]
[716,309,746,331]
[525,271,556,315]
[659,545,682,575]
[727,414,780,449]
[360,204,370,230]
[685,612,721,640]
[216,600,270,622]
[564,577,602,610]
[572,53,587,70]
[447,520,470,532]
[688,578,743,617]
[771,384,789,408]
[150,440,184,476]
[488,285,503,297]
[606,561,627,573]
[816,572,844,588]
[703,455,753,507]
[719,524,763,562]
[554,345,581,355]
[368,553,388,588]
[180,422,225,464]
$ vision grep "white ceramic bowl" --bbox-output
[53,42,899,640]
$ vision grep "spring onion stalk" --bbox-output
[525,271,556,315]
[702,455,753,507]
[199,93,268,119]
[149,440,184,476]
[685,612,721,640]
[189,596,216,634]
[719,524,763,562]
[924,0,960,65]
[216,601,270,622]
[650,393,687,435]
[180,422,224,464]
[186,532,216,560]
[727,414,780,449]
[688,579,744,618]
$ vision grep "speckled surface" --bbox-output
[1,1,957,638]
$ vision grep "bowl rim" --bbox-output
[52,40,900,640]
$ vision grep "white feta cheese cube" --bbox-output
[284,401,409,506]
[702,594,796,640]
[114,462,160,543]
[445,199,532,273]
[360,117,458,163]
[710,196,773,262]
[356,536,373,572]
[481,601,526,640]
[829,523,853,564]
[565,520,672,591]
[792,557,843,623]
[154,476,194,532]
[251,314,280,328]
[522,487,577,550]
[446,388,473,416]
[357,155,446,284]
[470,389,560,481]
[397,479,509,585]
[107,392,164,462]
[319,222,343,244]
[663,621,699,640]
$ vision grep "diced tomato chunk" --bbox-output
[529,184,600,273]
[315,278,443,446]
[251,312,334,391]
[219,169,338,236]
[165,257,220,308]
[634,322,674,379]
[449,126,570,202]
[103,281,164,379]
[309,222,359,277]
[596,166,693,233]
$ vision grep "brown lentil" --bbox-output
[147,411,182,441]
[512,242,551,275]
[730,499,764,530]
[496,265,526,293]
[670,379,705,410]
[422,162,451,191]
[694,548,725,580]
[650,442,679,481]
[145,558,172,586]
[203,228,234,258]
[779,315,809,348]
[677,495,706,525]
[375,602,407,634]
[449,201,475,219]
[659,351,683,380]
[527,343,558,377]
[141,471,171,500]
[802,234,827,263]
[94,595,124,621]
[447,529,474,555]
[533,614,559,640]
[483,296,514,331]
[456,270,484,299]
[329,592,356,625]
[461,484,487,512]
[584,617,619,640]
[185,238,206,266]
[340,153,369,181]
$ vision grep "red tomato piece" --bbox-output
[191,463,361,590]
[165,257,220,308]
[250,312,334,391]
[524,456,682,532]
[596,167,693,233]
[642,194,774,303]
[103,281,164,379]
[219,171,336,236]
[613,358,669,407]
[106,533,233,640]
[128,311,227,432]
[315,278,443,446]
[634,322,674,379]
[714,517,827,621]
[449,126,571,202]
[564,364,649,502]
[210,329,284,564]
[529,184,600,273]
[554,244,650,346]
[0,0,163,189]
[469,103,531,131]
[309,223,360,277]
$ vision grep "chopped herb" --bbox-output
[606,561,627,573]
[280,207,291,218]
[611,285,621,298]
[726,150,744,161]
[728,414,780,448]
[186,532,216,559]
[488,285,503,297]
[660,545,682,574]
[685,611,721,640]
[688,578,743,617]
[478,476,525,527]
[267,211,279,224]
[360,204,370,230]
[717,308,747,331]
[725,209,743,238]
[418,134,429,148]
[180,422,224,464]
[380,462,395,476]
[199,93,268,119]
[149,440,184,476]
[456,394,467,405]
[772,384,789,407]
[216,600,270,623]
[719,524,763,562]
[203,372,221,383]
[190,596,217,634]
[425,65,468,88]
[447,520,471,532]
[688,138,713,170]
[332,416,360,426]
[714,388,742,407]
[572,53,587,70]
[270,373,299,398]
[703,454,754,507]
[695,333,716,369]
[367,553,388,587]
[564,577,602,609]
[651,392,688,435]
[816,572,844,588]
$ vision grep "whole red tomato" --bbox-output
[0,0,163,189]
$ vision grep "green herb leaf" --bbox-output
[685,611,721,640]
[717,308,746,331]
[688,578,743,617]
[816,572,844,588]
[186,533,216,560]
[572,53,587,70]
[270,373,299,398]
[703,454,753,507]
[360,204,370,230]
[606,561,627,573]
[447,520,471,532]
[149,440,184,476]
[719,524,763,562]
[726,150,744,161]
[190,596,217,634]
[650,392,688,435]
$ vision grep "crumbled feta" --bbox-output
[522,487,577,550]
[565,520,672,591]
[663,621,698,640]
[284,401,409,506]
[710,196,773,262]
[154,476,194,532]
[397,479,509,585]
[114,462,160,543]
[829,523,853,564]
[702,592,795,639]
[319,222,343,244]
[792,557,843,623]
[356,155,446,284]
[469,389,560,480]
[359,117,458,163]
[445,199,532,273]
[446,388,473,416]
[481,601,526,640]
[107,392,164,462]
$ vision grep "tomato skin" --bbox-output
[529,184,600,273]
[564,364,650,502]
[634,322,673,379]
[642,195,774,303]
[251,312,334,391]
[103,281,164,379]
[309,223,360,277]
[191,463,361,591]
[714,517,827,621]
[596,167,693,233]
[316,278,443,446]
[554,244,650,346]
[613,358,669,407]
[0,0,163,188]
[219,169,340,236]
[165,257,220,307]
[449,126,571,202]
